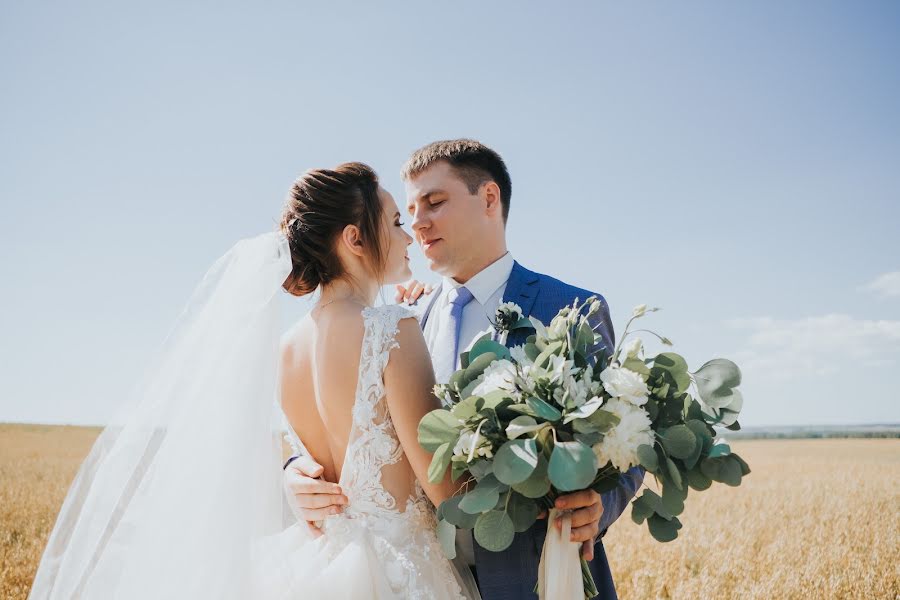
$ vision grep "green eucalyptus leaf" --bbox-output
[732,454,752,476]
[632,489,672,521]
[436,518,457,559]
[665,456,683,490]
[449,369,467,391]
[465,352,498,384]
[574,431,603,447]
[648,514,682,542]
[652,353,691,394]
[548,441,597,492]
[534,341,564,370]
[451,396,480,421]
[631,496,655,525]
[418,409,460,452]
[700,457,724,482]
[440,496,479,529]
[474,511,515,552]
[720,455,743,486]
[470,339,511,362]
[586,408,620,432]
[507,491,540,533]
[661,478,686,515]
[428,442,453,483]
[622,356,650,378]
[512,455,551,498]
[480,389,514,410]
[685,419,713,453]
[459,474,506,514]
[636,444,659,472]
[525,397,563,422]
[468,460,493,481]
[659,425,697,460]
[692,358,742,409]
[686,468,712,491]
[493,439,539,485]
[708,443,731,458]
[450,458,468,482]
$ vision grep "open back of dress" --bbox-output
[262,304,477,600]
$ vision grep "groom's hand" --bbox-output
[283,455,348,538]
[554,490,604,561]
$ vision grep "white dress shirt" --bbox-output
[421,251,515,566]
[424,252,515,364]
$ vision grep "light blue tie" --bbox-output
[433,286,474,383]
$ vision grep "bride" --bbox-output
[29,162,479,599]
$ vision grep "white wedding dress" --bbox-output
[29,234,477,600]
[251,305,478,600]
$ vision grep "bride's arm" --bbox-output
[383,316,458,506]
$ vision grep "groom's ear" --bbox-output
[481,181,503,219]
[340,224,366,258]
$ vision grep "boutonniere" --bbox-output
[490,301,532,345]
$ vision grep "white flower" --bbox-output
[624,338,643,359]
[453,427,493,462]
[510,345,533,367]
[600,366,649,406]
[471,359,518,397]
[563,396,605,423]
[498,301,523,316]
[592,398,654,471]
[547,314,570,341]
[632,304,648,318]
[547,354,577,382]
[563,373,591,407]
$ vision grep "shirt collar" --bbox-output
[442,252,515,305]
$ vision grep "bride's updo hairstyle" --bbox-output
[279,162,386,297]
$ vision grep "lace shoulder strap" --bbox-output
[337,305,416,502]
[355,304,416,416]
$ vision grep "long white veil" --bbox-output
[29,232,293,600]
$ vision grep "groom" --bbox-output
[284,139,644,599]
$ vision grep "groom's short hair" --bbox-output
[401,139,512,223]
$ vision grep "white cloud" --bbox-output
[860,271,900,298]
[726,314,900,380]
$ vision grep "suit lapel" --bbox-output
[501,262,540,349]
[502,261,539,318]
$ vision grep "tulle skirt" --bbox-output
[251,515,480,600]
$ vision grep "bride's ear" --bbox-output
[339,224,367,258]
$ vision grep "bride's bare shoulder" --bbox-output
[279,301,367,362]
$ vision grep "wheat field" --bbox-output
[1,424,898,599]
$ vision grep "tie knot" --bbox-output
[448,286,474,308]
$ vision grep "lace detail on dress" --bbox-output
[324,304,466,600]
[338,304,413,513]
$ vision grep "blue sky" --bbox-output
[1,1,898,426]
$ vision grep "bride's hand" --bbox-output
[395,280,433,305]
[283,455,349,538]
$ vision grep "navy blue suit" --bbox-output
[417,262,644,600]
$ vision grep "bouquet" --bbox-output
[418,298,749,600]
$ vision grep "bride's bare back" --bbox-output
[279,300,455,510]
